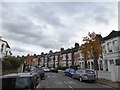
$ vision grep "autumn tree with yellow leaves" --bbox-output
[80,32,102,70]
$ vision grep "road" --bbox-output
[37,71,114,90]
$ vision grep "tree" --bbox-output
[80,43,90,68]
[80,32,102,78]
[2,56,23,71]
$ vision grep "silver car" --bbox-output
[72,69,96,82]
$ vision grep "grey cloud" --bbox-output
[95,15,109,25]
[26,3,64,27]
[12,47,29,53]
[2,2,117,56]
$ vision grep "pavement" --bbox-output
[97,78,120,90]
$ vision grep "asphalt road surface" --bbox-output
[37,71,114,90]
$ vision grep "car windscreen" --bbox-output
[15,77,31,89]
[2,77,32,89]
[2,78,16,89]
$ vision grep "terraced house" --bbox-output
[98,30,120,82]
[36,30,120,82]
[99,30,120,72]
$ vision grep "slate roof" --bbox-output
[102,30,120,41]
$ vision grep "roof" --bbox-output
[102,30,120,41]
[61,48,72,54]
[1,39,10,48]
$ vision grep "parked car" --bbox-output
[42,67,50,72]
[64,68,76,77]
[72,69,96,82]
[32,67,45,80]
[50,67,58,73]
[26,66,36,72]
[1,72,41,90]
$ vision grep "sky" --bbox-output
[1,1,118,56]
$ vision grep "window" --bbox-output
[115,59,120,65]
[109,60,114,64]
[85,70,95,74]
[2,78,16,88]
[113,40,119,52]
[15,77,30,88]
[107,42,112,52]
[1,43,4,52]
[76,70,80,74]
[65,69,70,72]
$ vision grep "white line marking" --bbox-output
[68,85,72,89]
[68,81,75,84]
[55,81,63,84]
[64,81,67,84]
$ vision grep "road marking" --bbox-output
[55,81,63,84]
[64,81,76,84]
[64,81,67,84]
[68,81,76,84]
[68,85,72,89]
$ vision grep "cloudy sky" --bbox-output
[1,1,118,56]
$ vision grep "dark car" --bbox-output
[1,72,41,90]
[50,67,58,73]
[26,66,36,72]
[64,68,76,77]
[72,69,96,82]
[32,67,45,80]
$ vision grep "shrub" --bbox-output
[58,66,68,70]
[70,65,79,70]
[2,56,23,70]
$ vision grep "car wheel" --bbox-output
[79,77,83,82]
